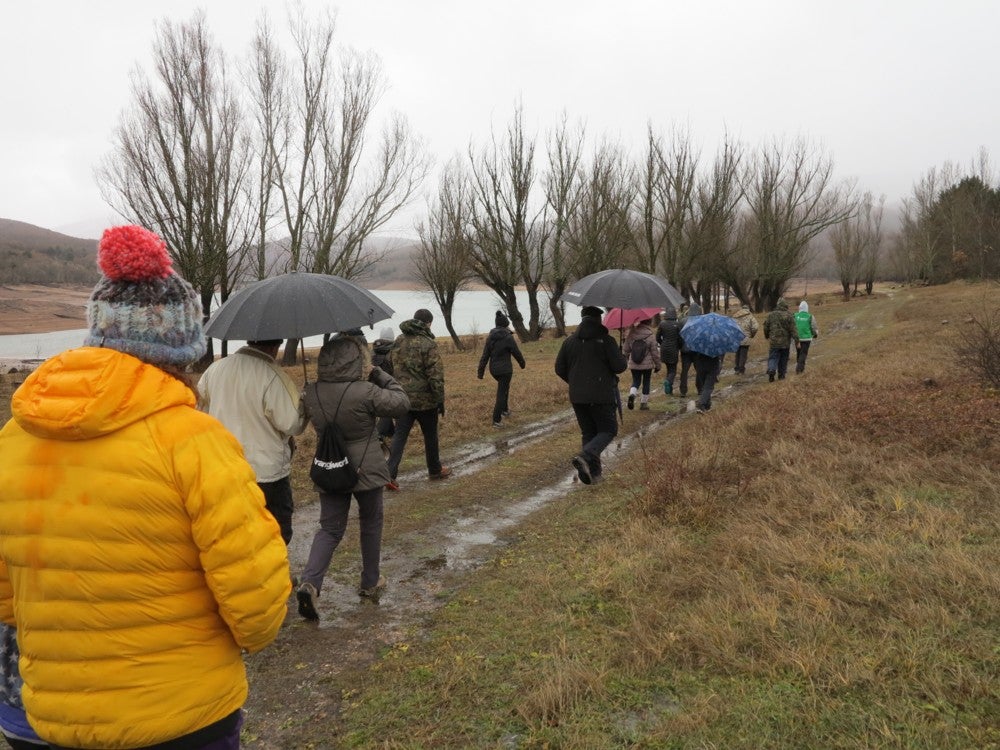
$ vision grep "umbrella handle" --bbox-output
[300,339,308,384]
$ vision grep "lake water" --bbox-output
[0,288,557,360]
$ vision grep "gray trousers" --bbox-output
[301,486,384,593]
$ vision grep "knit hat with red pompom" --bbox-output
[85,225,206,367]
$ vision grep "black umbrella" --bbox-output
[205,272,394,341]
[564,268,685,311]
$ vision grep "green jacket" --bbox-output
[393,319,445,411]
[795,311,818,341]
[763,300,799,348]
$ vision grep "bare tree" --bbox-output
[541,114,585,336]
[414,160,474,349]
[467,106,550,341]
[246,7,430,363]
[860,194,885,295]
[565,139,635,279]
[731,138,854,311]
[633,125,698,281]
[97,12,254,368]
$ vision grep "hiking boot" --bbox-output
[296,582,319,621]
[358,575,387,598]
[429,467,452,480]
[768,372,775,382]
[639,402,649,411]
[571,455,593,485]
[385,480,400,491]
[626,393,635,410]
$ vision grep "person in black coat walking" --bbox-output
[477,311,526,427]
[554,306,629,485]
[655,305,681,394]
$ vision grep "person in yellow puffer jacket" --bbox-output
[0,225,290,750]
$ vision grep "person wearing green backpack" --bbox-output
[794,300,819,373]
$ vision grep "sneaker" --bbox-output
[639,403,649,411]
[359,575,387,598]
[385,480,400,491]
[571,455,592,485]
[627,393,635,410]
[492,421,503,428]
[502,410,511,417]
[296,582,319,621]
[429,467,452,480]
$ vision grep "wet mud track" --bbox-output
[243,374,765,746]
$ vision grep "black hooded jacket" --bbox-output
[477,327,526,379]
[554,316,629,404]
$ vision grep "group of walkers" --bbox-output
[0,221,822,749]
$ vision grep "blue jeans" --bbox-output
[767,347,791,379]
[629,369,652,395]
[387,408,442,478]
[571,403,618,478]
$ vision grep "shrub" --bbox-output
[955,302,1000,389]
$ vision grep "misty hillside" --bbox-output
[0,219,101,284]
[0,219,422,289]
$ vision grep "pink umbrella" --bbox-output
[603,307,662,329]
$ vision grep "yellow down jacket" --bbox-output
[0,347,290,749]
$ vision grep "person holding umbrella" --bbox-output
[555,305,629,485]
[679,311,746,413]
[623,316,660,410]
[198,338,308,545]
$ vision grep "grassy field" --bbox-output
[2,282,998,748]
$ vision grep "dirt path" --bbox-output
[242,369,767,747]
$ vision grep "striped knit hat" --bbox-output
[85,225,206,367]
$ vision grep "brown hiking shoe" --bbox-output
[429,467,452,480]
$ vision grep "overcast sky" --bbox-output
[1,0,997,239]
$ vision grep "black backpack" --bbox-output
[309,383,369,493]
[630,336,649,365]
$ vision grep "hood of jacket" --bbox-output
[662,306,677,321]
[399,318,433,339]
[776,298,789,311]
[576,315,610,340]
[12,347,195,442]
[372,339,394,355]
[487,326,513,344]
[733,307,752,319]
[687,302,703,318]
[317,336,367,382]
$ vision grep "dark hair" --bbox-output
[248,339,283,347]
[414,308,434,324]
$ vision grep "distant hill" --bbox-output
[0,219,100,284]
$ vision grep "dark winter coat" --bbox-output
[554,316,629,404]
[763,299,799,349]
[303,337,410,491]
[477,326,526,380]
[656,308,681,364]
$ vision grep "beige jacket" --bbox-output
[198,346,307,482]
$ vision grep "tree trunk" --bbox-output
[441,301,464,351]
[282,338,300,366]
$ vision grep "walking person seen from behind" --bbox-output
[763,298,799,381]
[731,303,759,375]
[0,225,289,750]
[296,335,410,620]
[794,300,819,373]
[386,308,451,489]
[477,310,526,427]
[655,305,681,394]
[677,302,701,396]
[198,338,308,545]
[624,316,660,410]
[555,305,629,485]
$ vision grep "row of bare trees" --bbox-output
[415,111,857,347]
[97,9,430,364]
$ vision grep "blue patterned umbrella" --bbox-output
[680,313,745,357]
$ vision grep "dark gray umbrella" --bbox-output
[205,272,394,341]
[564,269,685,310]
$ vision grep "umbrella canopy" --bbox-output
[564,269,685,310]
[205,272,394,341]
[680,312,745,357]
[603,307,663,330]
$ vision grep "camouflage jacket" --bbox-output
[763,300,799,349]
[393,319,444,411]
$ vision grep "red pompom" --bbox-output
[97,225,173,282]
